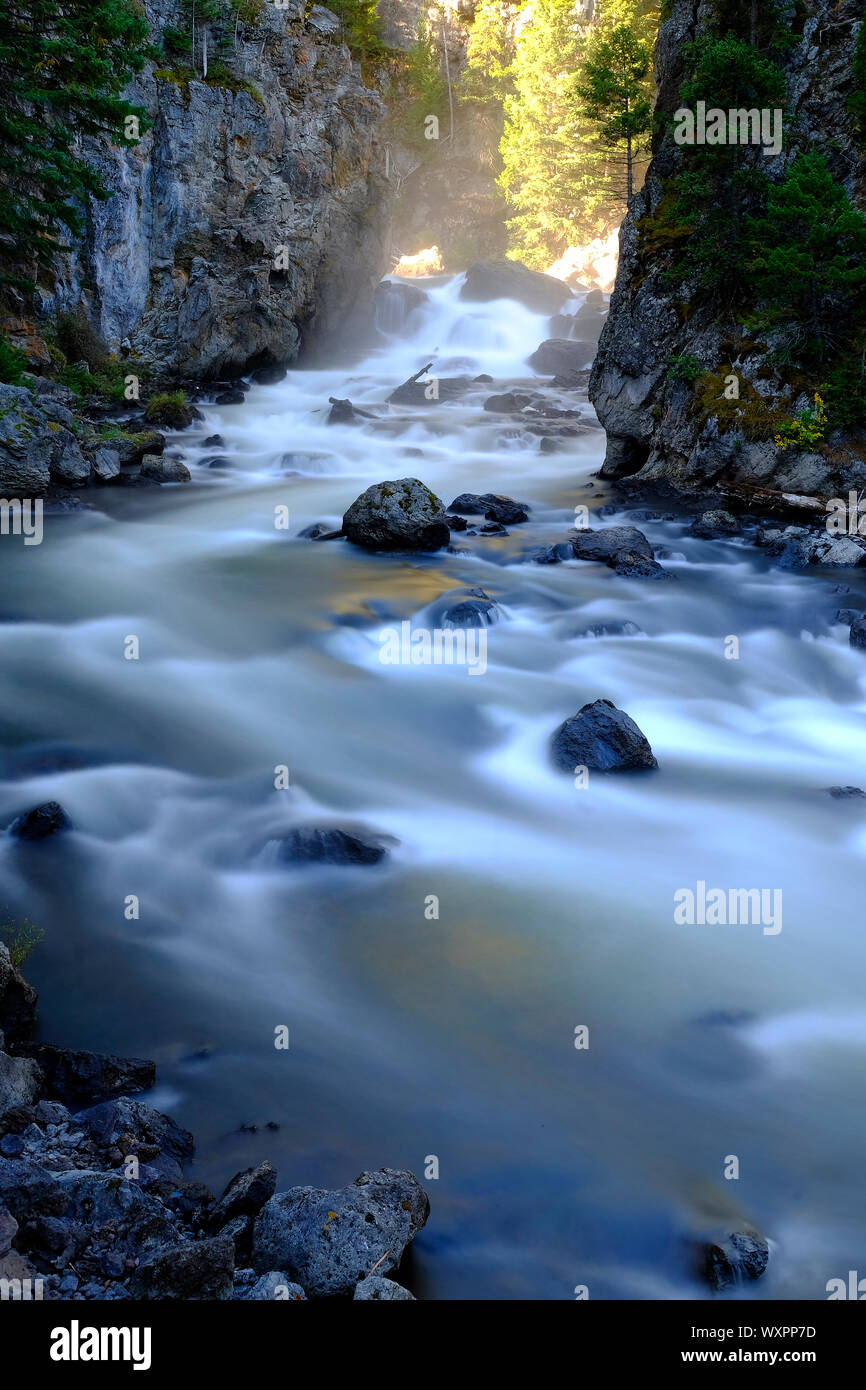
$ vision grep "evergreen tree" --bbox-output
[461,0,515,107]
[326,0,382,60]
[747,152,866,363]
[498,0,584,267]
[576,22,653,200]
[0,0,154,285]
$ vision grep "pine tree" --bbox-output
[747,152,866,363]
[498,0,585,268]
[461,0,515,107]
[576,22,653,201]
[0,0,154,286]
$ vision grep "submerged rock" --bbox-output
[252,1168,429,1298]
[571,526,653,562]
[139,454,191,483]
[343,478,450,552]
[449,492,529,524]
[826,785,866,799]
[551,699,658,773]
[850,616,866,649]
[528,339,595,378]
[277,827,388,867]
[689,509,739,539]
[11,801,72,840]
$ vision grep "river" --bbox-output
[2,274,865,1299]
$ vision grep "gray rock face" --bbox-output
[13,1044,155,1107]
[76,1097,194,1177]
[589,0,865,500]
[460,260,572,315]
[354,1275,416,1300]
[0,1050,42,1115]
[551,699,658,774]
[209,1161,277,1230]
[252,1168,430,1298]
[44,1,391,380]
[343,478,450,551]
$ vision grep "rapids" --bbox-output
[1,274,865,1299]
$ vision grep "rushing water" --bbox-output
[2,275,866,1300]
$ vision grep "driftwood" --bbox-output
[718,481,828,516]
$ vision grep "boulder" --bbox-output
[612,552,672,580]
[208,1161,277,1231]
[10,801,72,841]
[571,526,653,563]
[0,1204,16,1256]
[0,943,38,1043]
[826,785,866,798]
[277,827,388,867]
[850,616,866,650]
[689,509,739,539]
[0,1157,67,1224]
[449,493,529,524]
[130,1235,235,1300]
[113,431,165,466]
[482,391,533,412]
[441,597,499,628]
[143,397,196,429]
[13,1044,155,1107]
[252,1168,429,1299]
[698,1231,769,1291]
[89,446,121,481]
[139,454,191,483]
[354,1276,416,1300]
[342,478,450,552]
[551,699,658,773]
[76,1097,194,1173]
[327,397,357,424]
[528,339,595,378]
[460,260,572,315]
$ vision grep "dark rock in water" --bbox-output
[140,454,191,483]
[473,373,494,383]
[698,1231,769,1291]
[531,542,575,564]
[450,492,529,523]
[113,430,165,466]
[277,827,388,866]
[11,801,72,840]
[539,436,561,453]
[571,526,653,562]
[0,942,38,1043]
[203,434,225,448]
[144,397,198,429]
[116,472,160,488]
[441,597,499,628]
[14,1043,155,1106]
[209,1162,278,1232]
[480,521,508,535]
[131,1235,235,1300]
[612,551,673,580]
[528,338,595,378]
[460,260,572,315]
[483,391,533,412]
[826,785,866,799]
[327,396,356,424]
[76,1097,195,1170]
[354,1276,416,1300]
[551,699,658,773]
[252,1167,429,1298]
[298,522,341,540]
[572,621,643,639]
[215,387,245,406]
[850,616,866,649]
[202,455,232,469]
[250,364,287,386]
[690,509,739,539]
[343,478,450,552]
[833,608,861,626]
[373,280,428,333]
[446,512,469,531]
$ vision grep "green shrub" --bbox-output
[144,390,193,427]
[0,337,27,385]
[1,917,45,968]
[666,352,703,383]
[774,393,828,451]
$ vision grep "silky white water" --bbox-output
[1,274,864,1299]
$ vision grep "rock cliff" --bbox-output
[590,0,866,503]
[36,0,391,380]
